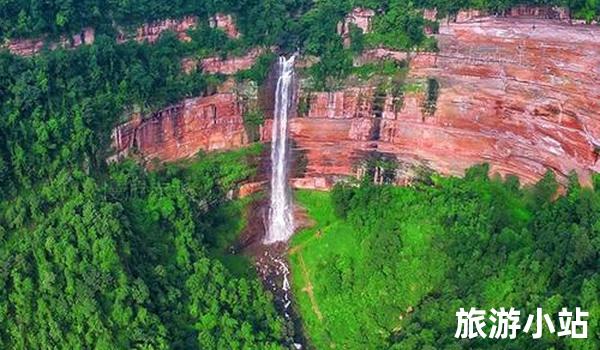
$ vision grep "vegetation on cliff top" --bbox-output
[291,166,600,349]
[7,0,592,92]
[298,0,434,90]
[0,34,213,195]
[0,4,284,347]
[0,18,283,346]
[2,0,598,44]
[0,0,307,45]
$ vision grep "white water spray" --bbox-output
[264,56,295,244]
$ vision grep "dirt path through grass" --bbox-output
[297,253,323,321]
[288,231,319,255]
[290,230,324,322]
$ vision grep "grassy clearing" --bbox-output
[289,189,445,349]
[288,168,600,349]
[290,190,362,348]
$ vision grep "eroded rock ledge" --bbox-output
[182,47,268,75]
[110,12,600,190]
[2,28,95,56]
[292,15,600,187]
[110,90,249,163]
[116,16,198,43]
[3,13,240,56]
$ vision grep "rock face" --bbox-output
[3,28,95,56]
[337,8,375,48]
[182,47,266,74]
[291,16,600,187]
[354,48,408,66]
[283,88,411,187]
[5,14,198,57]
[5,13,238,57]
[109,10,600,190]
[4,37,46,56]
[209,13,240,39]
[453,6,570,22]
[111,92,248,162]
[423,8,438,21]
[117,16,198,43]
[508,5,570,20]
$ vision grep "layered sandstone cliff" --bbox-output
[111,90,249,162]
[182,47,267,74]
[3,16,195,56]
[113,13,241,44]
[453,5,570,22]
[337,8,375,48]
[209,13,240,39]
[109,8,600,189]
[6,13,240,56]
[291,15,600,187]
[117,16,198,43]
[3,27,95,56]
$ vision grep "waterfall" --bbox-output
[264,56,295,244]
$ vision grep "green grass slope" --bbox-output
[289,167,600,349]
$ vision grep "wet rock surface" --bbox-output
[255,245,306,349]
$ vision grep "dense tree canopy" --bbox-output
[0,13,286,345]
[0,146,288,349]
[291,166,600,349]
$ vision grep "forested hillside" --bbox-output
[0,3,290,344]
[1,0,600,349]
[1,0,599,43]
[0,144,292,348]
[291,167,600,349]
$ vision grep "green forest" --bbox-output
[1,0,599,42]
[291,168,600,349]
[0,0,599,349]
[0,144,292,348]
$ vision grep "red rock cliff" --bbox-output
[209,13,240,39]
[117,16,198,43]
[182,47,267,74]
[110,12,600,189]
[291,16,600,187]
[337,8,375,48]
[111,92,249,162]
[3,27,95,56]
[5,13,240,57]
[454,6,570,22]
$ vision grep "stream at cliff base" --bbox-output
[255,246,304,349]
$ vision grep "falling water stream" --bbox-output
[256,56,304,348]
[264,56,295,244]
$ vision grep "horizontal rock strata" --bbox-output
[111,93,248,162]
[292,16,600,187]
